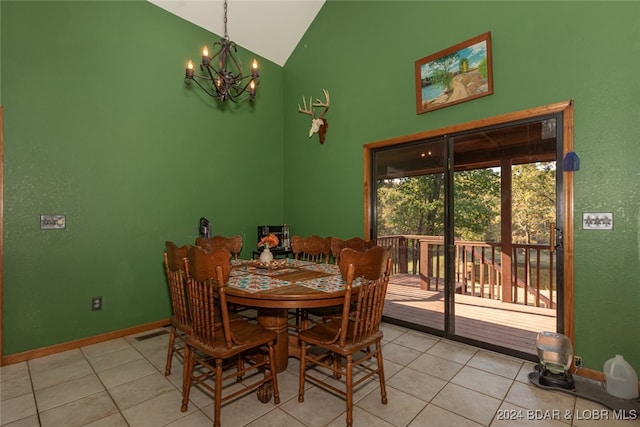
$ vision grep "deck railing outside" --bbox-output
[377,234,556,308]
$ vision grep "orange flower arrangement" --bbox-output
[258,233,279,249]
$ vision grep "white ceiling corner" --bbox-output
[148,0,325,66]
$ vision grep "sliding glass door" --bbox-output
[370,115,563,359]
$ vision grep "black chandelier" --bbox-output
[184,0,259,103]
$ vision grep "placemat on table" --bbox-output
[298,276,364,292]
[230,265,250,277]
[294,262,340,275]
[246,266,299,277]
[227,275,292,293]
[272,269,331,282]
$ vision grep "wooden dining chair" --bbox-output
[289,234,332,330]
[305,241,387,327]
[181,245,279,427]
[196,234,256,318]
[163,241,243,376]
[291,235,331,263]
[330,236,377,264]
[163,241,191,376]
[298,248,393,427]
[195,234,243,259]
[307,245,390,326]
[338,245,390,282]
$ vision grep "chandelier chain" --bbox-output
[223,0,229,40]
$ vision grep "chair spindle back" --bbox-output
[331,237,377,264]
[338,249,392,346]
[164,241,190,328]
[291,235,331,263]
[195,235,243,259]
[185,246,233,349]
[338,245,390,281]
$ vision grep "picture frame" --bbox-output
[415,32,493,114]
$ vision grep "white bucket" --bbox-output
[603,354,639,399]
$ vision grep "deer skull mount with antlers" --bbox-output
[297,89,330,144]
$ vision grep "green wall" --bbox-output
[282,1,640,371]
[2,0,639,373]
[1,1,284,354]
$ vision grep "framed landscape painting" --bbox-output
[415,32,493,114]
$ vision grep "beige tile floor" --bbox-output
[1,322,637,426]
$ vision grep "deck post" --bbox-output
[419,239,430,290]
[398,236,408,274]
[501,159,513,303]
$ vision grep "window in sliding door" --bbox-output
[372,138,447,332]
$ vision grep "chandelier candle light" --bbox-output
[184,0,260,103]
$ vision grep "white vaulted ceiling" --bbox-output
[148,0,325,67]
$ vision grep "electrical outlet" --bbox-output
[92,296,102,311]
[582,212,613,230]
[574,355,582,368]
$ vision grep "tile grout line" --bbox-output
[80,344,133,427]
[24,361,43,427]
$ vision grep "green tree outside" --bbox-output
[376,162,555,244]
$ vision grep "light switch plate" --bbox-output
[40,215,66,230]
[582,212,613,230]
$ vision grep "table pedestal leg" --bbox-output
[257,308,289,372]
[288,334,301,359]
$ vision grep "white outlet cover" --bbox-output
[582,212,613,230]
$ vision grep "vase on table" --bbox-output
[260,247,274,263]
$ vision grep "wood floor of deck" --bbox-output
[383,274,556,355]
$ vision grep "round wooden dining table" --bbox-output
[224,260,348,373]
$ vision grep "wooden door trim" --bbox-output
[363,100,575,345]
[1,106,4,364]
[561,102,575,344]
